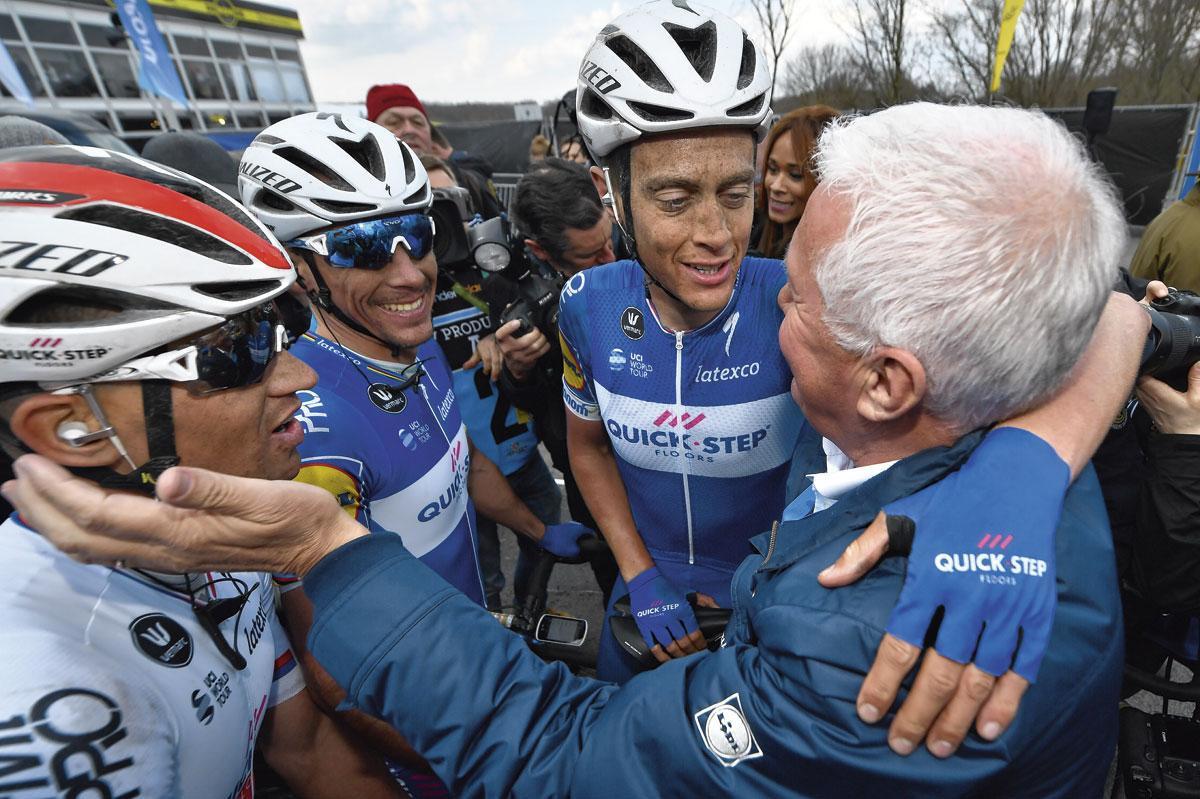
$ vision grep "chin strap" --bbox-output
[295,249,405,358]
[97,381,180,495]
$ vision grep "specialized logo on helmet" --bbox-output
[693,692,763,768]
[239,161,301,194]
[580,60,622,95]
[933,534,1048,586]
[0,240,127,277]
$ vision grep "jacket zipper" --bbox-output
[674,330,695,566]
[763,520,780,565]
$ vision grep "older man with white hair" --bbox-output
[3,102,1142,797]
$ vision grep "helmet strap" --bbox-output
[97,381,180,495]
[603,153,687,308]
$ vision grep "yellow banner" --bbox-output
[148,0,302,33]
[990,0,1025,93]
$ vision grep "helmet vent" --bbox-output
[311,199,376,214]
[256,189,296,212]
[606,35,673,93]
[662,21,718,82]
[333,136,386,182]
[727,93,766,118]
[56,205,252,266]
[253,134,286,146]
[628,101,695,123]
[193,280,282,301]
[402,184,429,206]
[737,33,756,90]
[580,90,614,121]
[273,146,354,192]
[7,287,170,325]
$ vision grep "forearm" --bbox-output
[305,535,616,796]
[567,420,653,581]
[468,442,544,540]
[998,292,1147,477]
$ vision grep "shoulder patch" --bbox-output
[693,692,763,768]
[560,331,587,392]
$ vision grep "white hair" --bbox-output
[812,102,1124,431]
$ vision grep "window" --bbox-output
[248,60,283,103]
[1,45,46,97]
[34,47,97,97]
[173,34,210,57]
[211,39,242,59]
[244,43,271,59]
[279,64,310,104]
[79,23,121,49]
[219,61,256,101]
[20,17,77,45]
[0,14,19,40]
[233,109,266,129]
[92,51,139,98]
[267,111,290,124]
[274,45,301,64]
[119,113,163,132]
[205,109,234,127]
[182,58,225,100]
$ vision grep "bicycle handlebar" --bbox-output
[608,593,732,671]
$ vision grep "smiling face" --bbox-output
[306,242,437,362]
[627,129,755,330]
[764,131,813,225]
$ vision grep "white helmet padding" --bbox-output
[239,112,432,242]
[576,0,774,160]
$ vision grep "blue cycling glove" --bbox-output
[539,522,594,560]
[627,566,699,650]
[884,427,1068,681]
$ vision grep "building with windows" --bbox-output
[0,0,313,138]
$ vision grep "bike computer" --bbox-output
[533,613,587,647]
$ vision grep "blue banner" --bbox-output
[114,0,189,107]
[1182,123,1200,198]
[0,40,32,106]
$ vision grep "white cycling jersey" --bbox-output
[0,515,305,799]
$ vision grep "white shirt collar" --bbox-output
[806,438,898,513]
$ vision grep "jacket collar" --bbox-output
[753,428,987,573]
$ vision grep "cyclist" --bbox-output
[235,112,592,784]
[0,145,399,797]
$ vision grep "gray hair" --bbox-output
[813,102,1123,431]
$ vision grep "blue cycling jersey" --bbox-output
[431,270,539,476]
[557,258,804,575]
[288,331,485,605]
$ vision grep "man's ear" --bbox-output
[7,392,127,468]
[856,347,927,423]
[524,237,552,264]
[590,165,619,224]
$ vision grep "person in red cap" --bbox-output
[367,83,433,154]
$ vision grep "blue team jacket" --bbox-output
[305,428,1122,798]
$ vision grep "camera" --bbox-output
[1141,289,1200,390]
[1120,706,1200,798]
[465,215,565,340]
[429,186,473,270]
[499,270,564,339]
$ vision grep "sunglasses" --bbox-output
[55,293,312,395]
[288,213,437,270]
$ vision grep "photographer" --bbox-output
[486,158,619,602]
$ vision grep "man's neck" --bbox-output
[833,415,960,468]
[314,310,417,365]
[646,283,725,332]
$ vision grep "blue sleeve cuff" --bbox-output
[305,532,412,609]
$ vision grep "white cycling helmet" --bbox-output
[239,112,432,242]
[576,0,774,160]
[0,145,296,386]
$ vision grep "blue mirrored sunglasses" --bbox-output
[288,213,436,269]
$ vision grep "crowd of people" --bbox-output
[0,0,1196,796]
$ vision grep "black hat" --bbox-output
[142,132,238,198]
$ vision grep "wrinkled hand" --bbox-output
[1,455,364,575]
[495,319,550,381]
[818,427,1067,758]
[627,566,705,663]
[1138,362,1200,435]
[463,334,503,381]
[539,521,595,561]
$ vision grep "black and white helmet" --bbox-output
[576,0,774,160]
[239,112,431,242]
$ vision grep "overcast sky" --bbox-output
[281,0,856,106]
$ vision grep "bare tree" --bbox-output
[748,0,797,93]
[780,42,871,109]
[847,0,911,106]
[1108,0,1200,103]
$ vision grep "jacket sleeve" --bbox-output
[304,536,1026,799]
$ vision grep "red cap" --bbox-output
[366,84,428,123]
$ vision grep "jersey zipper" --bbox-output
[674,330,695,566]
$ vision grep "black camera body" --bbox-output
[1142,289,1200,390]
[499,269,564,339]
[1121,706,1200,798]
[429,186,473,270]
